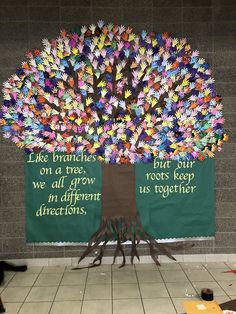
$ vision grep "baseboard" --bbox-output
[2,254,236,267]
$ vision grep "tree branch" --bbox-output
[145,75,188,115]
[68,63,79,94]
[39,97,61,113]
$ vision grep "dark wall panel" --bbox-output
[0,0,235,259]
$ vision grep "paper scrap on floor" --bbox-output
[184,300,223,314]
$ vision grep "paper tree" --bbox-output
[0,21,228,267]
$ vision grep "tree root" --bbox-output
[73,216,193,269]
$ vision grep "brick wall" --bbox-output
[0,0,236,260]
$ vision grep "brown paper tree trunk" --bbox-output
[76,164,190,269]
[102,163,137,220]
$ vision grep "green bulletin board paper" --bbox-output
[25,152,102,243]
[25,153,215,243]
[135,159,215,239]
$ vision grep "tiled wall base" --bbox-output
[3,254,236,267]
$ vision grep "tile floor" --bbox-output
[1,262,236,313]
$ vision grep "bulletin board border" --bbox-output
[27,236,215,246]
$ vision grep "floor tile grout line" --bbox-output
[202,262,225,271]
[2,264,235,313]
[180,262,204,290]
[212,280,234,301]
[47,266,66,314]
[179,262,219,299]
[201,263,236,295]
[179,262,202,297]
[0,271,17,295]
[17,266,44,313]
[213,267,236,300]
[134,266,147,314]
[158,263,178,314]
[225,262,236,270]
[110,265,113,314]
[79,267,89,314]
